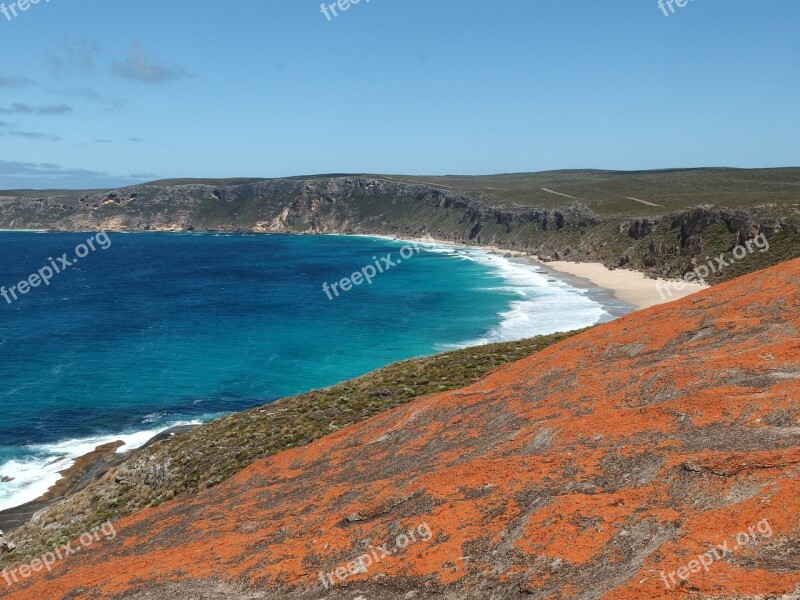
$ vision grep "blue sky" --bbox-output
[0,0,798,188]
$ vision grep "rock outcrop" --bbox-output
[4,259,799,599]
[0,530,15,554]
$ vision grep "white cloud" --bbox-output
[112,43,193,85]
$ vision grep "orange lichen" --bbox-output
[4,259,799,599]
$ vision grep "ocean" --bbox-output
[0,232,615,511]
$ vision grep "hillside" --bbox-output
[0,331,582,563]
[4,259,798,599]
[1,168,799,282]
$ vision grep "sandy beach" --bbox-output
[536,260,708,309]
[377,234,709,310]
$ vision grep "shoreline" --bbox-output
[366,233,708,310]
[536,260,708,309]
[0,228,711,308]
[0,230,704,524]
[0,425,198,532]
[0,423,201,521]
[358,233,636,321]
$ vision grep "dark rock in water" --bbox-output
[1,476,14,483]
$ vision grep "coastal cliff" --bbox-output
[2,169,799,282]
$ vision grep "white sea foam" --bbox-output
[378,237,612,347]
[0,420,201,512]
[458,250,608,345]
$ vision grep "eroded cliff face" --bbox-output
[5,259,799,600]
[0,178,592,240]
[1,176,797,280]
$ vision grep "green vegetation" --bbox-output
[8,167,798,216]
[384,168,800,215]
[709,229,800,280]
[124,168,800,218]
[144,177,267,187]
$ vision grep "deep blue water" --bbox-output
[0,232,609,509]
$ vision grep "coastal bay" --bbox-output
[0,231,615,514]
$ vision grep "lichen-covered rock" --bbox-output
[4,259,799,599]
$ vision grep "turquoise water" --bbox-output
[0,232,609,510]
